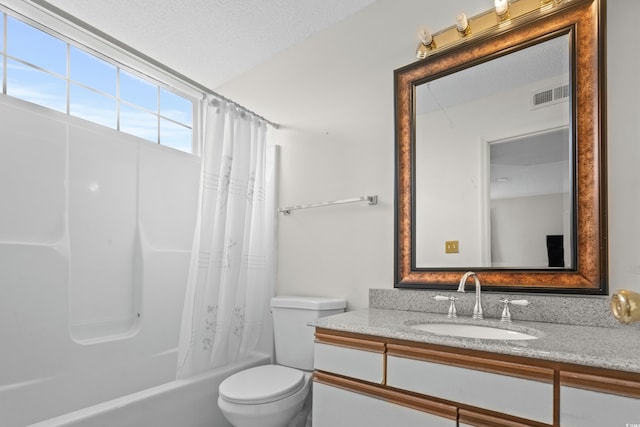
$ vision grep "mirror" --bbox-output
[395,0,606,293]
[415,35,572,270]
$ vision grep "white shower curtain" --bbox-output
[177,97,276,378]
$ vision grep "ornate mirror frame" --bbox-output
[394,0,607,293]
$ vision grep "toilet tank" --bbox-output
[271,296,346,370]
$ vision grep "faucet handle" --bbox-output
[500,298,530,322]
[510,299,530,307]
[434,295,458,318]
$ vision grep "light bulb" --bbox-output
[417,27,433,45]
[456,13,469,32]
[495,0,509,16]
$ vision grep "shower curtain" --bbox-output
[177,97,276,378]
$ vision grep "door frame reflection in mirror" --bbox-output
[487,126,573,269]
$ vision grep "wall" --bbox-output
[220,0,640,309]
[606,0,640,297]
[491,193,565,268]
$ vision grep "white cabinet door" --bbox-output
[561,385,640,426]
[313,378,456,427]
[314,331,386,384]
[386,344,554,425]
[314,342,384,383]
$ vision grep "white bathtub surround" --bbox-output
[0,96,201,426]
[177,97,278,378]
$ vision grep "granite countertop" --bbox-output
[311,308,640,374]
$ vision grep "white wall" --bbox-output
[606,0,640,298]
[220,0,640,308]
[491,193,565,268]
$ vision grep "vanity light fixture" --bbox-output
[540,0,565,10]
[456,13,471,36]
[416,27,436,59]
[413,0,572,60]
[495,0,510,21]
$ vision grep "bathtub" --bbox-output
[27,353,270,427]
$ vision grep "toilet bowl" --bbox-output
[218,365,312,427]
[218,296,346,427]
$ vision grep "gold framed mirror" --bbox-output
[394,0,606,293]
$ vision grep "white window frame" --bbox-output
[0,0,203,155]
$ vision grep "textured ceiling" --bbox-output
[416,33,570,115]
[41,0,377,89]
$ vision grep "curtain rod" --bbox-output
[29,0,280,129]
[206,92,279,129]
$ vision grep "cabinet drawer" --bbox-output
[313,373,456,427]
[560,370,640,426]
[386,344,554,425]
[314,333,385,384]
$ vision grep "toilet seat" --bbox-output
[219,365,305,405]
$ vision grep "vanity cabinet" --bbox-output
[386,343,554,425]
[560,370,640,426]
[313,332,457,426]
[313,327,640,427]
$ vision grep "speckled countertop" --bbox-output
[311,307,640,374]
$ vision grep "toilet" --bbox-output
[218,296,346,427]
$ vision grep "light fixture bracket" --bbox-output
[415,0,568,59]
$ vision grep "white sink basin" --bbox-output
[410,323,538,340]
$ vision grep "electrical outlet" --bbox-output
[445,240,459,254]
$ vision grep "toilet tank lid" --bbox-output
[270,296,347,310]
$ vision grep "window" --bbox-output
[1,12,195,153]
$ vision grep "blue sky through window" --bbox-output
[2,13,194,153]
[1,17,3,84]
[6,58,66,112]
[70,83,117,128]
[7,16,66,75]
[70,46,116,96]
[161,88,193,125]
[160,118,192,152]
[120,69,157,112]
[120,103,158,142]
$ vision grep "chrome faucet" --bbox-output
[457,271,483,320]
